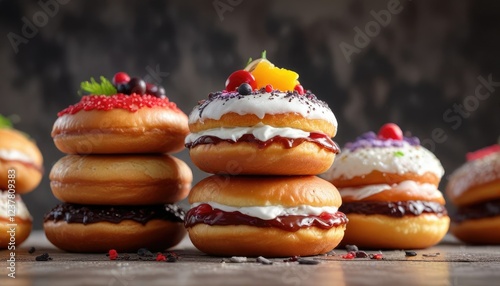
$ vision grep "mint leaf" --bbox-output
[0,114,13,128]
[394,151,405,157]
[261,50,267,59]
[79,76,117,96]
[246,57,253,67]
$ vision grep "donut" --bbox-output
[0,191,32,249]
[185,91,339,175]
[324,124,449,249]
[0,128,43,194]
[50,154,192,205]
[446,145,500,244]
[44,203,186,252]
[185,175,348,257]
[52,94,189,154]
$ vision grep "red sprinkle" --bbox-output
[265,84,273,93]
[341,253,355,259]
[156,253,166,262]
[57,94,180,117]
[108,249,118,260]
[294,84,304,95]
[371,253,383,260]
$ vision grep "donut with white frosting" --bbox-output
[446,145,500,244]
[324,123,449,249]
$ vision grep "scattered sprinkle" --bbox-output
[230,256,247,263]
[355,251,369,258]
[108,249,118,260]
[370,253,383,260]
[256,256,273,265]
[423,253,440,257]
[405,251,418,257]
[35,253,52,261]
[156,253,167,262]
[298,258,320,265]
[341,253,355,259]
[345,245,359,252]
[28,247,36,254]
[137,248,153,257]
[283,256,300,262]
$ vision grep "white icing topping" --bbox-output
[185,124,311,144]
[0,149,34,164]
[339,180,443,200]
[189,92,337,126]
[325,145,444,180]
[0,191,32,220]
[448,152,500,198]
[191,202,338,220]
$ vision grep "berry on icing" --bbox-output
[225,70,257,92]
[378,123,403,140]
[466,144,500,161]
[57,94,179,116]
[344,131,420,152]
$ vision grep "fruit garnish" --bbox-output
[128,77,146,95]
[225,70,257,91]
[0,114,13,128]
[112,72,130,85]
[466,144,500,161]
[378,123,403,140]
[237,83,252,95]
[265,84,273,93]
[79,76,117,96]
[244,50,299,91]
[294,84,304,95]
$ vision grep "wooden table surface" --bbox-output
[1,231,499,286]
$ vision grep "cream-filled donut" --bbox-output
[324,123,449,249]
[0,191,32,249]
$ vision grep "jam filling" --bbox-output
[185,133,340,153]
[0,158,44,173]
[453,199,500,223]
[57,94,180,116]
[44,203,184,225]
[339,201,447,217]
[184,204,348,232]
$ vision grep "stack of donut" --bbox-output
[325,123,450,249]
[0,119,43,249]
[446,145,500,244]
[43,73,192,252]
[184,56,348,257]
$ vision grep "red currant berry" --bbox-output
[112,72,130,85]
[265,84,273,93]
[378,123,403,140]
[108,249,118,260]
[225,70,257,91]
[294,84,304,95]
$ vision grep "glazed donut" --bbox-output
[185,90,339,175]
[446,147,500,244]
[185,175,347,257]
[0,191,32,249]
[50,154,192,205]
[44,204,186,252]
[324,125,449,249]
[52,94,189,154]
[0,128,43,194]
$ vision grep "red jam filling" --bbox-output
[184,204,348,232]
[185,133,340,153]
[57,94,180,117]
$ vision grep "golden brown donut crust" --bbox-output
[331,170,440,188]
[341,188,446,204]
[52,107,189,154]
[190,112,337,137]
[50,154,192,205]
[447,179,500,207]
[189,141,335,175]
[44,219,185,252]
[188,224,345,257]
[339,213,449,249]
[0,218,32,249]
[0,129,43,194]
[189,175,342,208]
[451,216,500,244]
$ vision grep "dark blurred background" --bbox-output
[0,0,499,230]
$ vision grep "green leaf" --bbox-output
[0,114,13,129]
[261,50,267,59]
[79,76,117,96]
[246,57,253,67]
[394,151,405,157]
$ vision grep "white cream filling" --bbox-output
[0,191,32,220]
[185,124,311,144]
[189,91,338,127]
[339,180,443,200]
[325,145,445,180]
[191,202,338,220]
[0,149,34,164]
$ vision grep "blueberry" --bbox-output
[128,77,146,95]
[117,83,130,94]
[237,83,252,95]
